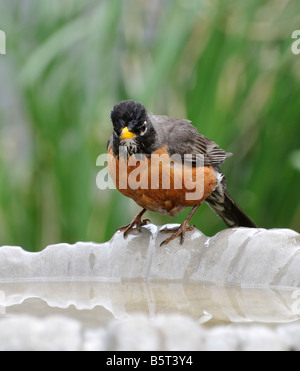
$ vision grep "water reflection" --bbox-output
[0,281,299,327]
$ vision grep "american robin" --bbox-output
[107,100,256,246]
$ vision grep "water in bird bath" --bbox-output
[1,280,300,327]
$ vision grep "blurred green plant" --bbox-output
[0,0,299,251]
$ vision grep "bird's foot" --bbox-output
[117,209,150,239]
[160,223,195,246]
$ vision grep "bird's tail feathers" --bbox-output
[206,187,257,228]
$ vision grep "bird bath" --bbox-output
[0,224,300,350]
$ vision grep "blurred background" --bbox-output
[0,0,299,251]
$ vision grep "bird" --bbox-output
[107,100,257,246]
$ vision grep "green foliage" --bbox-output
[0,0,299,251]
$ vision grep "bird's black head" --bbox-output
[110,100,156,156]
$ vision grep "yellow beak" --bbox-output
[120,127,136,140]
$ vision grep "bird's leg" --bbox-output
[160,203,202,246]
[118,208,150,238]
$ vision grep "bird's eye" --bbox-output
[139,121,148,136]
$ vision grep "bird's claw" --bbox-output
[118,215,150,238]
[160,224,195,246]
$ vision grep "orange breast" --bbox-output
[107,146,216,216]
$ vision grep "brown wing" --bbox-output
[149,115,232,166]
